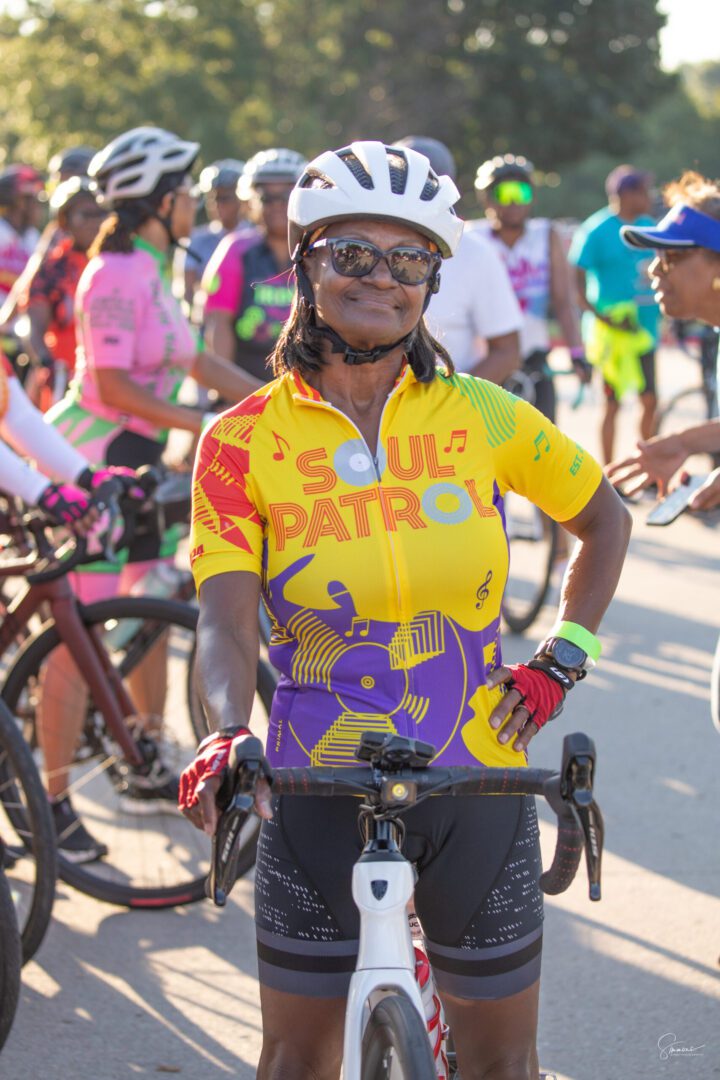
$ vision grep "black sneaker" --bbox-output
[51,796,108,864]
[118,761,180,816]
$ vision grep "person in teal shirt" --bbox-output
[570,166,661,462]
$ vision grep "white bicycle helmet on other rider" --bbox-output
[288,140,463,260]
[237,148,308,200]
[89,127,200,207]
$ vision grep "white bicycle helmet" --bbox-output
[288,141,463,259]
[237,148,308,199]
[89,126,200,207]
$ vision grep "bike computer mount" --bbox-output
[356,732,435,771]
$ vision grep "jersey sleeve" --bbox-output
[202,234,243,315]
[78,261,140,371]
[189,413,264,589]
[488,386,603,522]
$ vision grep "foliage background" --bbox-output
[0,0,718,219]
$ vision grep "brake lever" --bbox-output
[563,744,604,901]
[207,756,263,907]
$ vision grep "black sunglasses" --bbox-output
[306,237,441,286]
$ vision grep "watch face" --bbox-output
[551,638,587,669]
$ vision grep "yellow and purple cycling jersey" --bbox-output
[190,365,602,769]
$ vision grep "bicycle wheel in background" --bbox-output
[360,991,436,1080]
[501,492,558,634]
[0,698,57,964]
[0,863,21,1050]
[2,596,272,908]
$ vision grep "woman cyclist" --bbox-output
[19,177,106,410]
[607,171,720,509]
[46,125,260,600]
[180,142,630,1080]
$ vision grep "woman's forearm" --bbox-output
[196,580,261,735]
[191,349,262,401]
[555,478,632,634]
[676,418,720,455]
[95,368,202,434]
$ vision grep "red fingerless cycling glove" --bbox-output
[178,727,252,812]
[505,664,566,730]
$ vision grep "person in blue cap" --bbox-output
[606,170,720,510]
[569,165,660,462]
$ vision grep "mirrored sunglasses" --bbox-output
[306,237,441,285]
[492,180,534,206]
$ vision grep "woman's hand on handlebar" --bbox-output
[186,772,273,836]
[179,729,273,836]
[36,481,101,537]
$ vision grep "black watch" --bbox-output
[536,636,589,675]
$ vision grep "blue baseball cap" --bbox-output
[621,203,720,253]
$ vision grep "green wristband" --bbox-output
[550,621,602,663]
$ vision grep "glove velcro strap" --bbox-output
[527,656,574,692]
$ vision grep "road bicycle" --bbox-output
[646,476,720,736]
[210,730,603,1079]
[0,694,56,963]
[0,479,275,908]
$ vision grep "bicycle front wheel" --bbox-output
[3,596,271,908]
[501,493,558,634]
[0,697,57,964]
[360,992,436,1080]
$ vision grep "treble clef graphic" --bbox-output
[475,570,493,610]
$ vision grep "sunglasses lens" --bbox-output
[493,180,534,206]
[331,240,379,277]
[387,247,435,284]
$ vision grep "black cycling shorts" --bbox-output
[255,792,543,1001]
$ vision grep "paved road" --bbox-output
[4,348,720,1079]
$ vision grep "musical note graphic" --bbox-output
[345,616,370,638]
[475,570,493,610]
[533,430,550,461]
[272,431,290,462]
[444,429,467,454]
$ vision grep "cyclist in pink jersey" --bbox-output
[47,126,261,598]
[41,128,262,858]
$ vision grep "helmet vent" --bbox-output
[419,173,440,201]
[300,170,335,190]
[387,151,408,195]
[337,149,374,190]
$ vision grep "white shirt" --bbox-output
[425,230,522,373]
[472,218,552,357]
